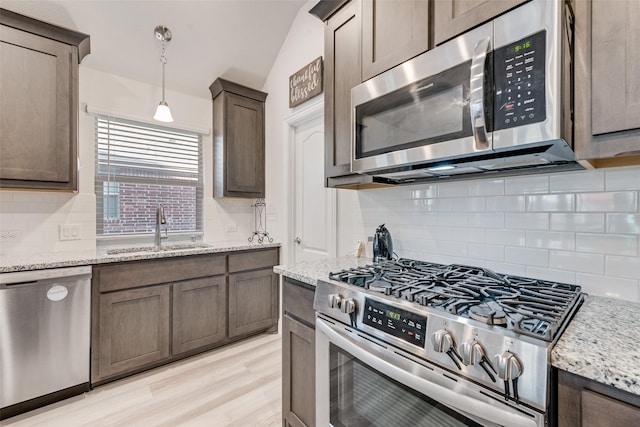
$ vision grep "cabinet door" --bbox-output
[282,315,315,427]
[362,0,430,80]
[0,25,77,190]
[324,0,362,181]
[582,389,640,427]
[96,286,170,381]
[228,268,278,338]
[172,276,227,355]
[433,0,527,45]
[574,0,640,161]
[223,92,265,198]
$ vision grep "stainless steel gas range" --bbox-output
[314,259,584,427]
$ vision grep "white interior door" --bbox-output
[292,111,335,263]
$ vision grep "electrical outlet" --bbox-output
[1,230,22,240]
[225,223,238,232]
[59,224,81,241]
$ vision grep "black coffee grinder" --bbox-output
[373,224,393,262]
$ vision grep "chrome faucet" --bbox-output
[154,205,167,249]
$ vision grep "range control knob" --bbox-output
[328,294,342,309]
[459,339,497,382]
[340,298,356,315]
[431,329,463,370]
[494,351,523,402]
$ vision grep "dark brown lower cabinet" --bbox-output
[91,248,280,386]
[172,276,227,354]
[557,369,640,427]
[228,268,279,338]
[97,286,171,380]
[282,278,316,427]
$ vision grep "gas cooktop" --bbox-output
[328,258,582,342]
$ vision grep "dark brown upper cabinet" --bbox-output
[433,0,527,45]
[361,0,430,80]
[574,0,640,167]
[209,78,267,198]
[0,8,90,191]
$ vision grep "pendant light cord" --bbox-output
[160,42,167,102]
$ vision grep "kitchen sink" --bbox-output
[106,243,213,255]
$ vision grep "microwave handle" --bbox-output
[470,37,491,151]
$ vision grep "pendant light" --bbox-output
[153,25,173,122]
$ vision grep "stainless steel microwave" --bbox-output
[351,0,581,182]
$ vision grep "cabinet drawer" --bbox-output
[228,248,279,273]
[96,255,226,293]
[283,279,315,327]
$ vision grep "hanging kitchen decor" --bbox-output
[248,198,273,244]
[288,56,323,108]
[153,25,174,122]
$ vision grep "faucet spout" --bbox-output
[155,205,167,249]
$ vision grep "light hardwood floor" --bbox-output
[3,333,282,427]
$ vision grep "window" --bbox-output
[95,115,203,236]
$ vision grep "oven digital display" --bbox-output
[363,298,427,347]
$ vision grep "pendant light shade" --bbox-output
[154,101,174,122]
[154,25,173,123]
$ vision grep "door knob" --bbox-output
[294,237,301,244]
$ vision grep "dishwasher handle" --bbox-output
[0,266,92,286]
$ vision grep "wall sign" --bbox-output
[289,56,323,108]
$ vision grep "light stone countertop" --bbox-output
[551,295,640,396]
[275,257,640,397]
[0,242,281,273]
[273,255,373,286]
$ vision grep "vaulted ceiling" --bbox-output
[1,0,307,99]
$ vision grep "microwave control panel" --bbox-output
[494,30,546,130]
[363,298,427,347]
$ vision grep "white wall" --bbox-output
[0,66,256,257]
[262,0,325,261]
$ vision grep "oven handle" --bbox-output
[317,319,538,427]
[470,36,491,151]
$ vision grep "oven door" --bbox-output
[316,318,541,427]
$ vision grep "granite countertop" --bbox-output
[551,296,640,396]
[0,242,281,273]
[273,255,372,286]
[275,256,640,398]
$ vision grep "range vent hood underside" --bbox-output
[364,140,583,185]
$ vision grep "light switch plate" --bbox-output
[59,224,81,241]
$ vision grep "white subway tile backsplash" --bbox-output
[468,244,504,261]
[411,185,438,199]
[606,214,640,234]
[469,213,505,228]
[576,273,639,301]
[435,241,468,257]
[526,230,575,250]
[449,197,485,212]
[550,171,604,192]
[438,181,469,198]
[576,233,638,256]
[409,212,438,226]
[550,213,605,232]
[525,266,576,284]
[467,179,505,196]
[576,191,637,212]
[423,226,452,241]
[505,176,549,194]
[605,167,640,191]
[450,227,486,243]
[486,229,526,246]
[486,196,525,212]
[605,255,640,280]
[526,194,574,212]
[549,251,604,274]
[505,213,549,230]
[505,247,549,267]
[437,212,469,227]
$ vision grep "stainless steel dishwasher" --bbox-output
[0,266,91,417]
